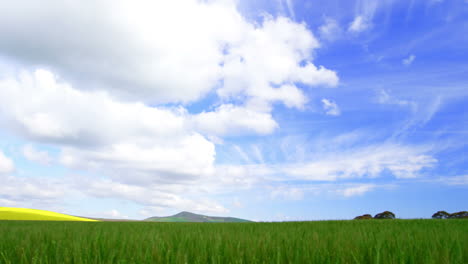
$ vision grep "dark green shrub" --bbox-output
[432,211,450,219]
[374,211,396,219]
[354,214,373,220]
[448,211,468,219]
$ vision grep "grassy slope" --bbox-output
[0,219,465,263]
[0,207,98,222]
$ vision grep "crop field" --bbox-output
[0,207,97,222]
[0,220,466,264]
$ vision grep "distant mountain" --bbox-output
[145,211,252,223]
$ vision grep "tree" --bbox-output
[354,214,372,220]
[432,211,450,219]
[374,211,395,219]
[448,211,468,219]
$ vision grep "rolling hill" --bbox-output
[145,211,252,222]
[0,207,98,221]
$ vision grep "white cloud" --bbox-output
[22,145,53,165]
[101,209,129,219]
[376,89,415,107]
[267,183,392,201]
[218,16,338,109]
[213,164,274,188]
[0,0,337,107]
[319,18,342,41]
[193,104,278,136]
[0,0,233,103]
[0,68,287,213]
[348,16,371,33]
[0,198,19,207]
[349,0,380,34]
[198,142,437,185]
[402,54,416,66]
[0,175,65,205]
[252,145,265,164]
[284,144,436,181]
[445,175,468,185]
[0,69,218,184]
[271,186,304,200]
[276,0,296,20]
[0,150,14,174]
[0,1,340,202]
[338,184,376,197]
[284,0,296,20]
[75,176,229,214]
[59,135,216,183]
[232,197,244,208]
[0,170,229,215]
[321,98,341,116]
[233,145,251,163]
[0,69,189,145]
[0,68,333,190]
[433,175,468,186]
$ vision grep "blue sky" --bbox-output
[0,0,466,221]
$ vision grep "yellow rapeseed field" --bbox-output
[0,207,98,221]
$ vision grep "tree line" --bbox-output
[354,210,467,220]
[431,211,468,219]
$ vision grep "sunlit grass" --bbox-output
[0,219,466,263]
[0,207,97,222]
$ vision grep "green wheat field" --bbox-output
[0,220,466,264]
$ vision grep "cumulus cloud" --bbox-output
[0,65,297,213]
[0,69,190,146]
[0,68,281,212]
[0,0,337,106]
[0,69,219,184]
[219,17,338,109]
[402,54,416,65]
[0,0,345,215]
[22,145,53,165]
[321,98,341,116]
[75,176,229,214]
[0,150,14,174]
[0,175,66,206]
[193,104,278,136]
[0,149,68,210]
[0,0,231,103]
